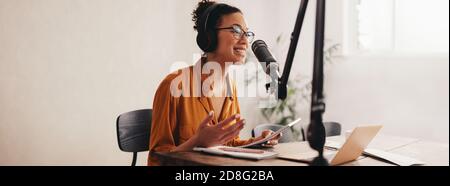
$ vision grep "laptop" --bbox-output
[279,125,383,165]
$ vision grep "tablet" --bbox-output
[237,118,302,148]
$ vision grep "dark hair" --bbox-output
[192,0,242,52]
[192,0,241,31]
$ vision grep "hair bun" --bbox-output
[192,0,216,31]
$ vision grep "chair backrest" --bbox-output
[323,122,342,137]
[252,124,296,143]
[116,109,152,153]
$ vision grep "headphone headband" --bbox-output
[200,3,223,32]
[197,3,225,52]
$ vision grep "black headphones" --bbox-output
[196,3,224,53]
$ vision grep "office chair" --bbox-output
[116,109,152,166]
[251,124,296,143]
[323,122,342,137]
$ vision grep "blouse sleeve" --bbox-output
[149,75,180,153]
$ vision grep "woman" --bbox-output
[148,0,280,166]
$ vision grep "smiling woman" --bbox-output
[147,0,281,166]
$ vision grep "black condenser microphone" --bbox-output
[252,40,281,93]
[252,40,279,75]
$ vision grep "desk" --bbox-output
[152,135,449,166]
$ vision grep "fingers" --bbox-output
[261,130,274,138]
[224,119,245,132]
[220,125,243,144]
[259,130,280,147]
[219,129,237,144]
[269,139,279,145]
[262,130,281,140]
[274,133,282,140]
[221,119,245,136]
[219,120,245,143]
[216,114,240,129]
[199,111,214,129]
[262,139,279,148]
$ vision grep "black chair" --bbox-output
[251,124,296,143]
[323,122,342,137]
[116,109,152,166]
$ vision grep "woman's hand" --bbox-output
[255,130,282,148]
[193,111,245,148]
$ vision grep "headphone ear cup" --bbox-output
[197,30,217,53]
[207,30,218,52]
[196,31,208,52]
[196,3,223,52]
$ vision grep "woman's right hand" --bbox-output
[194,111,245,148]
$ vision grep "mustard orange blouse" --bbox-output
[148,63,255,166]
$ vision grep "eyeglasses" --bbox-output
[216,24,255,43]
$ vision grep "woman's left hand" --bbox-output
[256,130,282,147]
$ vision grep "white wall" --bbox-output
[0,0,285,165]
[322,0,449,143]
[0,0,448,165]
[324,55,449,143]
[0,0,199,165]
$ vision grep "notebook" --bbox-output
[193,118,301,160]
[193,146,278,160]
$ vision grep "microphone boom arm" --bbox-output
[278,0,329,166]
[278,0,309,100]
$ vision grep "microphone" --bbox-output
[252,40,281,94]
[252,40,279,75]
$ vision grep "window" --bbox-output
[356,0,449,54]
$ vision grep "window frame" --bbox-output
[339,0,449,59]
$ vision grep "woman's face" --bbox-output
[213,12,250,64]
